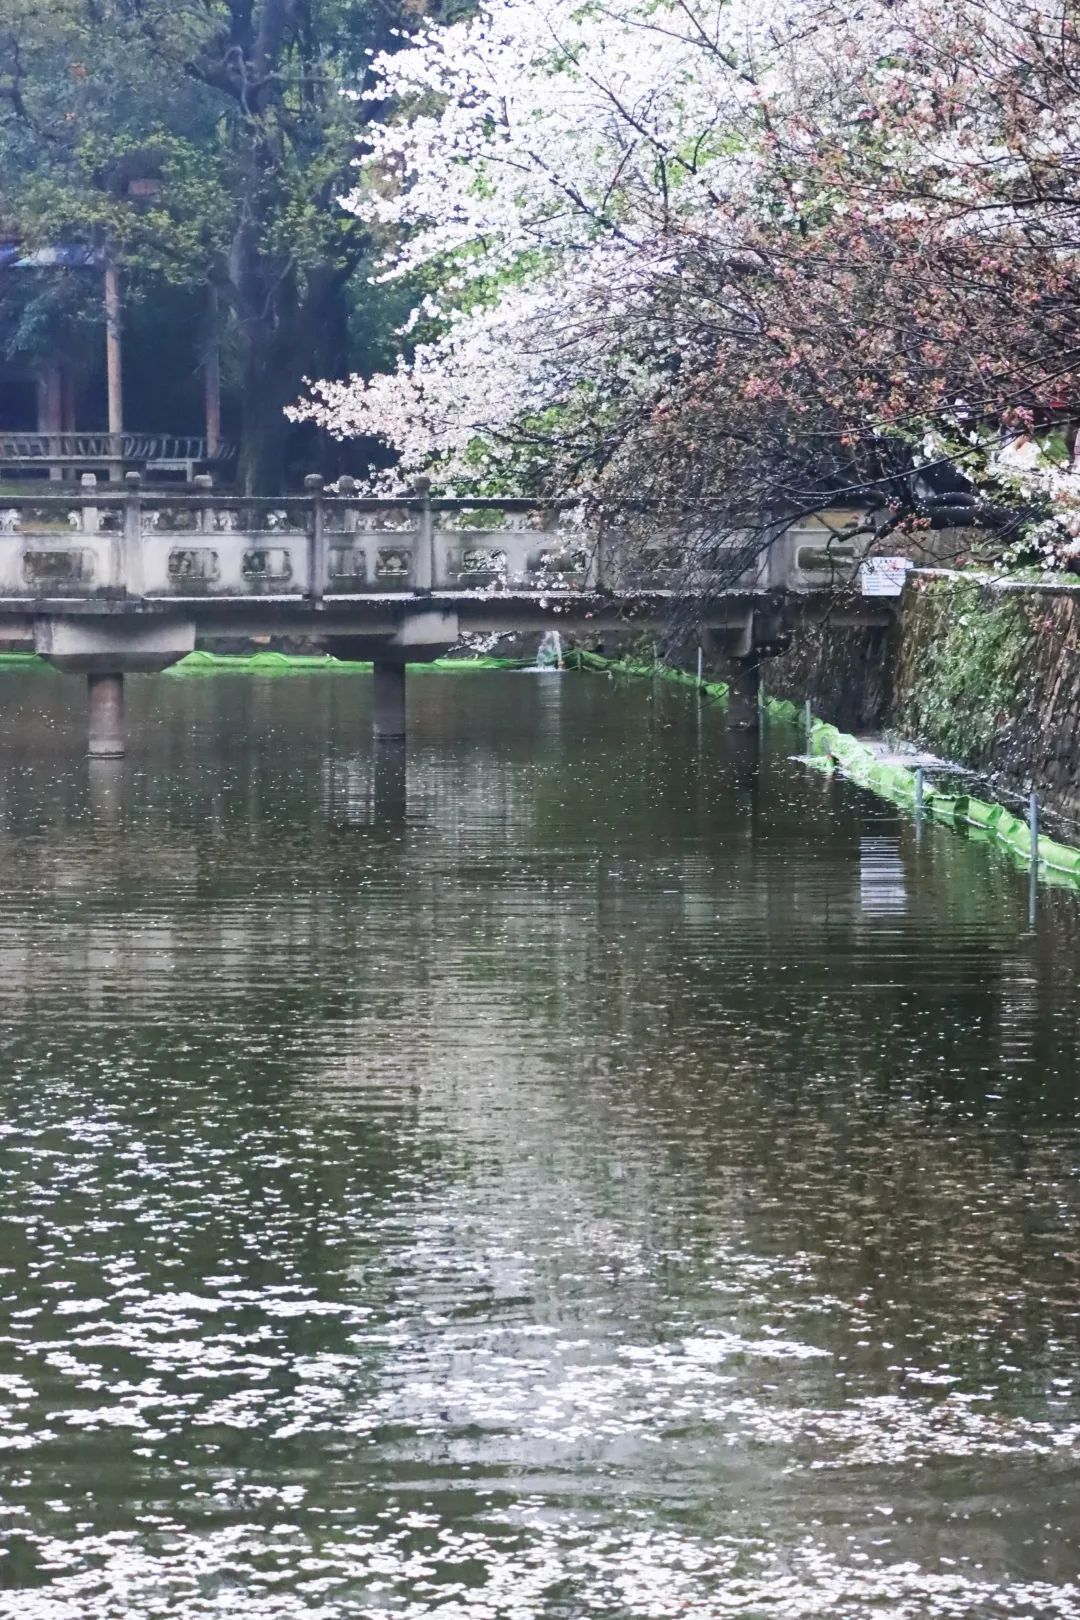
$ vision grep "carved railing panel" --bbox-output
[0,484,857,600]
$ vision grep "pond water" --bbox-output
[0,668,1078,1619]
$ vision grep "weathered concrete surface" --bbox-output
[87,673,125,759]
[34,615,196,674]
[0,486,898,751]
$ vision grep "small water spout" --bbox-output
[535,630,564,671]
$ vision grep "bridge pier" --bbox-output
[373,661,407,743]
[32,615,196,758]
[88,758,125,823]
[87,673,126,759]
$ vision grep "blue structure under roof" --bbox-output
[0,244,102,270]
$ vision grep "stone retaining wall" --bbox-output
[769,574,1080,818]
[764,620,891,732]
[888,575,1080,816]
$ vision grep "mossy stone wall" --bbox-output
[767,575,1080,815]
[889,576,1080,815]
[765,622,892,731]
[773,576,1080,816]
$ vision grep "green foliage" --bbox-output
[0,0,433,486]
[894,580,1034,761]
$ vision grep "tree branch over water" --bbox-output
[293,0,1080,581]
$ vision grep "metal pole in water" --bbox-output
[804,699,812,752]
[914,766,924,817]
[697,645,703,688]
[1029,789,1039,867]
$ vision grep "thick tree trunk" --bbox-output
[235,264,354,494]
[238,330,295,495]
[230,227,299,494]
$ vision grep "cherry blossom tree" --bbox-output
[294,0,1080,573]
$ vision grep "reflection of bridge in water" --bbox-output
[0,477,892,755]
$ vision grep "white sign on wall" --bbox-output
[860,556,913,597]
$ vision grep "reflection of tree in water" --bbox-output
[0,669,1079,1611]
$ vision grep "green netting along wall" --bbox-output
[568,648,730,701]
[781,703,1080,885]
[164,650,540,676]
[5,643,1074,884]
[167,649,733,689]
[0,653,54,671]
[0,648,733,692]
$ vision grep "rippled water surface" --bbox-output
[0,668,1078,1618]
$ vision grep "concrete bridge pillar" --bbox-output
[88,758,125,823]
[327,610,459,746]
[33,615,195,758]
[87,673,126,759]
[373,660,407,743]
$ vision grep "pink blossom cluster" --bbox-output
[293,0,1080,561]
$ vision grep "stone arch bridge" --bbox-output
[0,476,891,755]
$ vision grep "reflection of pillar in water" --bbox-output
[373,661,407,742]
[726,657,761,729]
[372,739,407,824]
[726,723,761,799]
[88,758,125,826]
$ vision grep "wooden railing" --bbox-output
[0,433,237,476]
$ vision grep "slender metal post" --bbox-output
[696,644,704,688]
[914,767,924,817]
[804,699,812,750]
[305,473,325,607]
[1029,789,1039,868]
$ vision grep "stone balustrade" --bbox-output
[0,475,859,601]
[0,476,878,758]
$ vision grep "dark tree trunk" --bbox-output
[233,264,353,493]
[238,338,296,494]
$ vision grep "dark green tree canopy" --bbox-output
[0,0,428,488]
